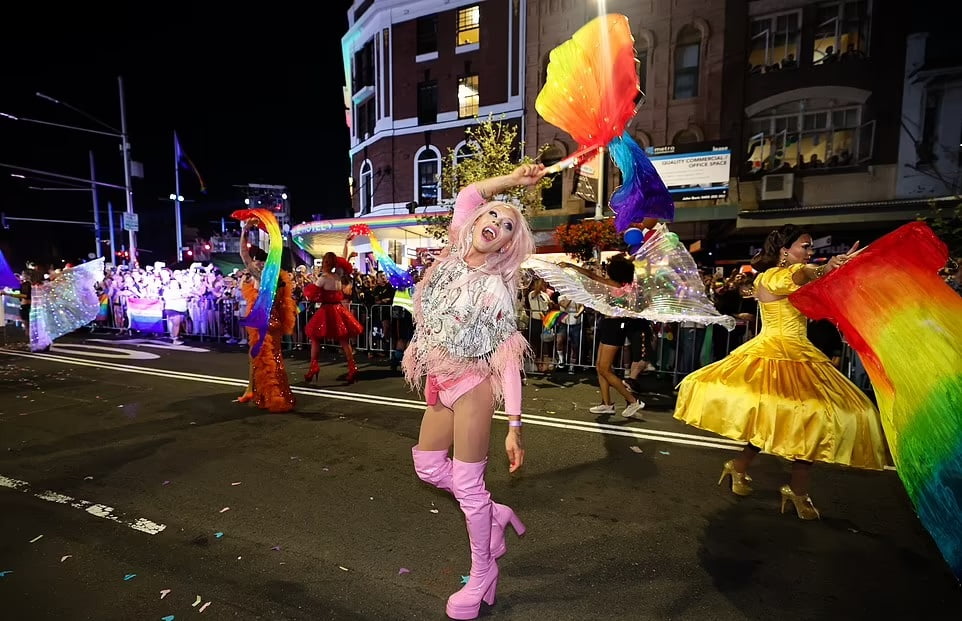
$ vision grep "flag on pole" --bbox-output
[174,132,207,194]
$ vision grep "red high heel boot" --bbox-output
[304,359,320,383]
[345,359,358,384]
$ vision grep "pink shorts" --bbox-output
[425,373,489,410]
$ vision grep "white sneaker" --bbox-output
[621,401,646,420]
[589,403,616,414]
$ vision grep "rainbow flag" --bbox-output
[126,298,165,333]
[542,310,566,330]
[96,294,110,321]
[790,222,962,580]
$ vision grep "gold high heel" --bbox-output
[779,484,820,520]
[718,460,753,496]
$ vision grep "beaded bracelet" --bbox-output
[508,420,523,427]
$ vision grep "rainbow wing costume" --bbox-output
[350,224,413,289]
[29,258,104,352]
[535,13,673,229]
[790,222,962,580]
[231,208,283,358]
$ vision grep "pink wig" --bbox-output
[451,200,535,291]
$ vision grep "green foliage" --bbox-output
[420,114,554,243]
[917,199,962,259]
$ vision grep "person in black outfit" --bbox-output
[807,318,843,368]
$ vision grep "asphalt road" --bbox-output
[0,333,960,620]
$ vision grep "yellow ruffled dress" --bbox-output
[673,263,886,469]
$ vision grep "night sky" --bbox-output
[0,3,353,270]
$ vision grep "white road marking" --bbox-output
[0,474,166,535]
[50,343,160,360]
[0,348,897,470]
[87,338,210,353]
[2,349,743,452]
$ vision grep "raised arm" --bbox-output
[239,219,263,280]
[450,163,546,238]
[792,241,860,286]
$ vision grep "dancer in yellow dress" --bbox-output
[673,224,886,519]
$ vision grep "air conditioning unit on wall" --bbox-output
[761,173,795,201]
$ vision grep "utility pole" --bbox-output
[89,150,102,258]
[118,76,138,267]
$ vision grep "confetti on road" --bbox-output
[162,616,175,621]
[83,476,93,480]
[460,575,470,585]
[398,568,411,575]
[29,535,43,543]
[60,555,72,562]
[271,546,281,551]
[429,509,439,514]
[339,566,350,572]
[192,595,202,607]
[214,532,224,539]
[160,589,171,599]
[659,451,670,455]
[219,507,230,513]
[0,571,12,578]
[198,602,211,613]
[230,482,242,486]
[162,480,171,486]
[123,574,137,581]
[629,446,643,453]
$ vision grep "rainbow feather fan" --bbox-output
[535,13,674,228]
[350,224,413,289]
[790,222,962,580]
[231,208,283,358]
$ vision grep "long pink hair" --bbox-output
[450,200,535,291]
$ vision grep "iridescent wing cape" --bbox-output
[29,258,105,351]
[523,224,734,329]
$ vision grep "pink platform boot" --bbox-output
[412,447,525,559]
[446,458,499,620]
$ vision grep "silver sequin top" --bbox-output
[414,258,517,359]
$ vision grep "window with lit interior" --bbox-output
[749,11,801,73]
[458,75,479,118]
[812,1,870,65]
[745,99,872,173]
[457,6,480,46]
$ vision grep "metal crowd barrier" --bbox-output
[6,291,873,393]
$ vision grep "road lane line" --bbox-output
[0,350,812,454]
[0,474,166,535]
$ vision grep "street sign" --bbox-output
[122,212,139,232]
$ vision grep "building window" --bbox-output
[355,98,375,140]
[417,15,438,55]
[673,26,701,99]
[353,40,375,93]
[745,99,868,173]
[359,161,373,215]
[458,74,480,118]
[457,5,480,46]
[455,142,477,164]
[418,80,438,125]
[813,1,870,65]
[749,11,801,73]
[417,149,440,207]
[638,47,649,95]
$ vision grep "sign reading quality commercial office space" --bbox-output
[646,142,731,201]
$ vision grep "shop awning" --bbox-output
[290,213,438,258]
[736,195,958,231]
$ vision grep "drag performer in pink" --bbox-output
[403,164,544,620]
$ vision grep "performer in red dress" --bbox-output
[303,247,363,384]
